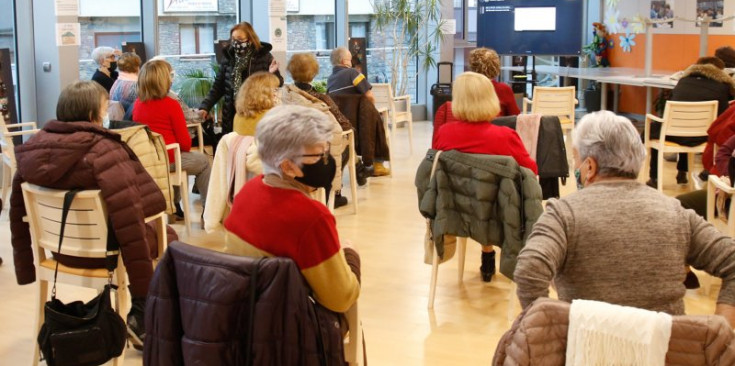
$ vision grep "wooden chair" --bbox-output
[166,143,192,235]
[328,130,359,214]
[522,86,577,148]
[344,302,364,366]
[187,123,205,154]
[22,183,167,366]
[372,83,413,153]
[703,174,734,295]
[644,100,718,192]
[0,113,38,206]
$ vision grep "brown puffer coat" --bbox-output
[330,94,390,166]
[145,241,345,365]
[10,121,166,297]
[493,298,735,366]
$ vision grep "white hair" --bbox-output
[572,111,646,178]
[330,47,350,66]
[91,47,115,66]
[256,105,333,177]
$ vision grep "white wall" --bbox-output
[79,0,140,17]
[290,0,374,16]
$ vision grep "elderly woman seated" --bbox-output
[514,110,735,328]
[223,105,360,313]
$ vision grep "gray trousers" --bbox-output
[171,151,212,206]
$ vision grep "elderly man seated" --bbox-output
[223,105,361,313]
[514,111,735,328]
[327,46,390,177]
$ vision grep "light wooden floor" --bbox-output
[0,120,720,365]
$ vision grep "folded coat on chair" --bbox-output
[330,94,390,166]
[415,149,543,280]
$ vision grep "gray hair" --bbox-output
[91,46,115,66]
[572,111,646,179]
[256,105,334,177]
[330,47,350,66]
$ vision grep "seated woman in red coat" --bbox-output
[434,71,538,283]
[433,47,520,143]
[9,81,169,350]
[223,105,360,313]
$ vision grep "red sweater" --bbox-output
[132,96,191,162]
[225,176,342,269]
[434,120,538,174]
[433,80,520,143]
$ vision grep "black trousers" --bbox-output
[647,121,707,180]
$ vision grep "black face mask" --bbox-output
[108,62,117,73]
[294,155,336,192]
[232,40,251,54]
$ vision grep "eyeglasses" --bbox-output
[300,142,331,164]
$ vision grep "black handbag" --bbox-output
[37,190,127,366]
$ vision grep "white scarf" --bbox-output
[566,299,672,366]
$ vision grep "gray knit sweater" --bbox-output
[515,180,735,315]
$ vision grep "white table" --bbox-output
[501,66,678,113]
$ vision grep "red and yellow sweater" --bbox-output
[224,175,360,312]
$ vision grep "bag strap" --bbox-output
[51,189,81,299]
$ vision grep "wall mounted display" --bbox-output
[696,0,724,27]
[476,0,584,55]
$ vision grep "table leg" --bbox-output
[613,84,620,113]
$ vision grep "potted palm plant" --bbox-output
[371,0,446,97]
[175,63,223,123]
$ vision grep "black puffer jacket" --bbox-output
[199,42,284,134]
[671,64,735,116]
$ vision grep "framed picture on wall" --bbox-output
[696,0,724,28]
[287,0,299,12]
[650,0,675,28]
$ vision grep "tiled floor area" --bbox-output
[0,119,721,365]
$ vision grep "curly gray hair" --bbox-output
[256,105,334,177]
[573,111,646,179]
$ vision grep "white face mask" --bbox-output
[102,115,110,128]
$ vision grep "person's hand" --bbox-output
[269,59,279,73]
[197,109,209,120]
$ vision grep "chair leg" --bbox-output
[428,247,440,309]
[156,214,167,262]
[33,280,48,366]
[113,269,129,366]
[687,153,695,191]
[657,148,664,192]
[457,237,467,283]
[180,172,191,236]
[327,189,335,213]
[407,118,414,154]
[2,163,13,207]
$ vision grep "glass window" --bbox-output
[468,0,477,42]
[357,0,419,102]
[156,0,237,103]
[78,0,142,80]
[0,0,18,123]
[454,0,464,40]
[285,0,337,85]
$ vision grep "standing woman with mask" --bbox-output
[90,46,121,92]
[197,22,283,135]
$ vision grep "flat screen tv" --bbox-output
[477,0,584,55]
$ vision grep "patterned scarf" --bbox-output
[233,46,254,96]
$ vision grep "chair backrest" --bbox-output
[706,175,735,237]
[662,100,718,138]
[531,86,576,120]
[371,83,395,112]
[0,113,16,162]
[21,182,110,259]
